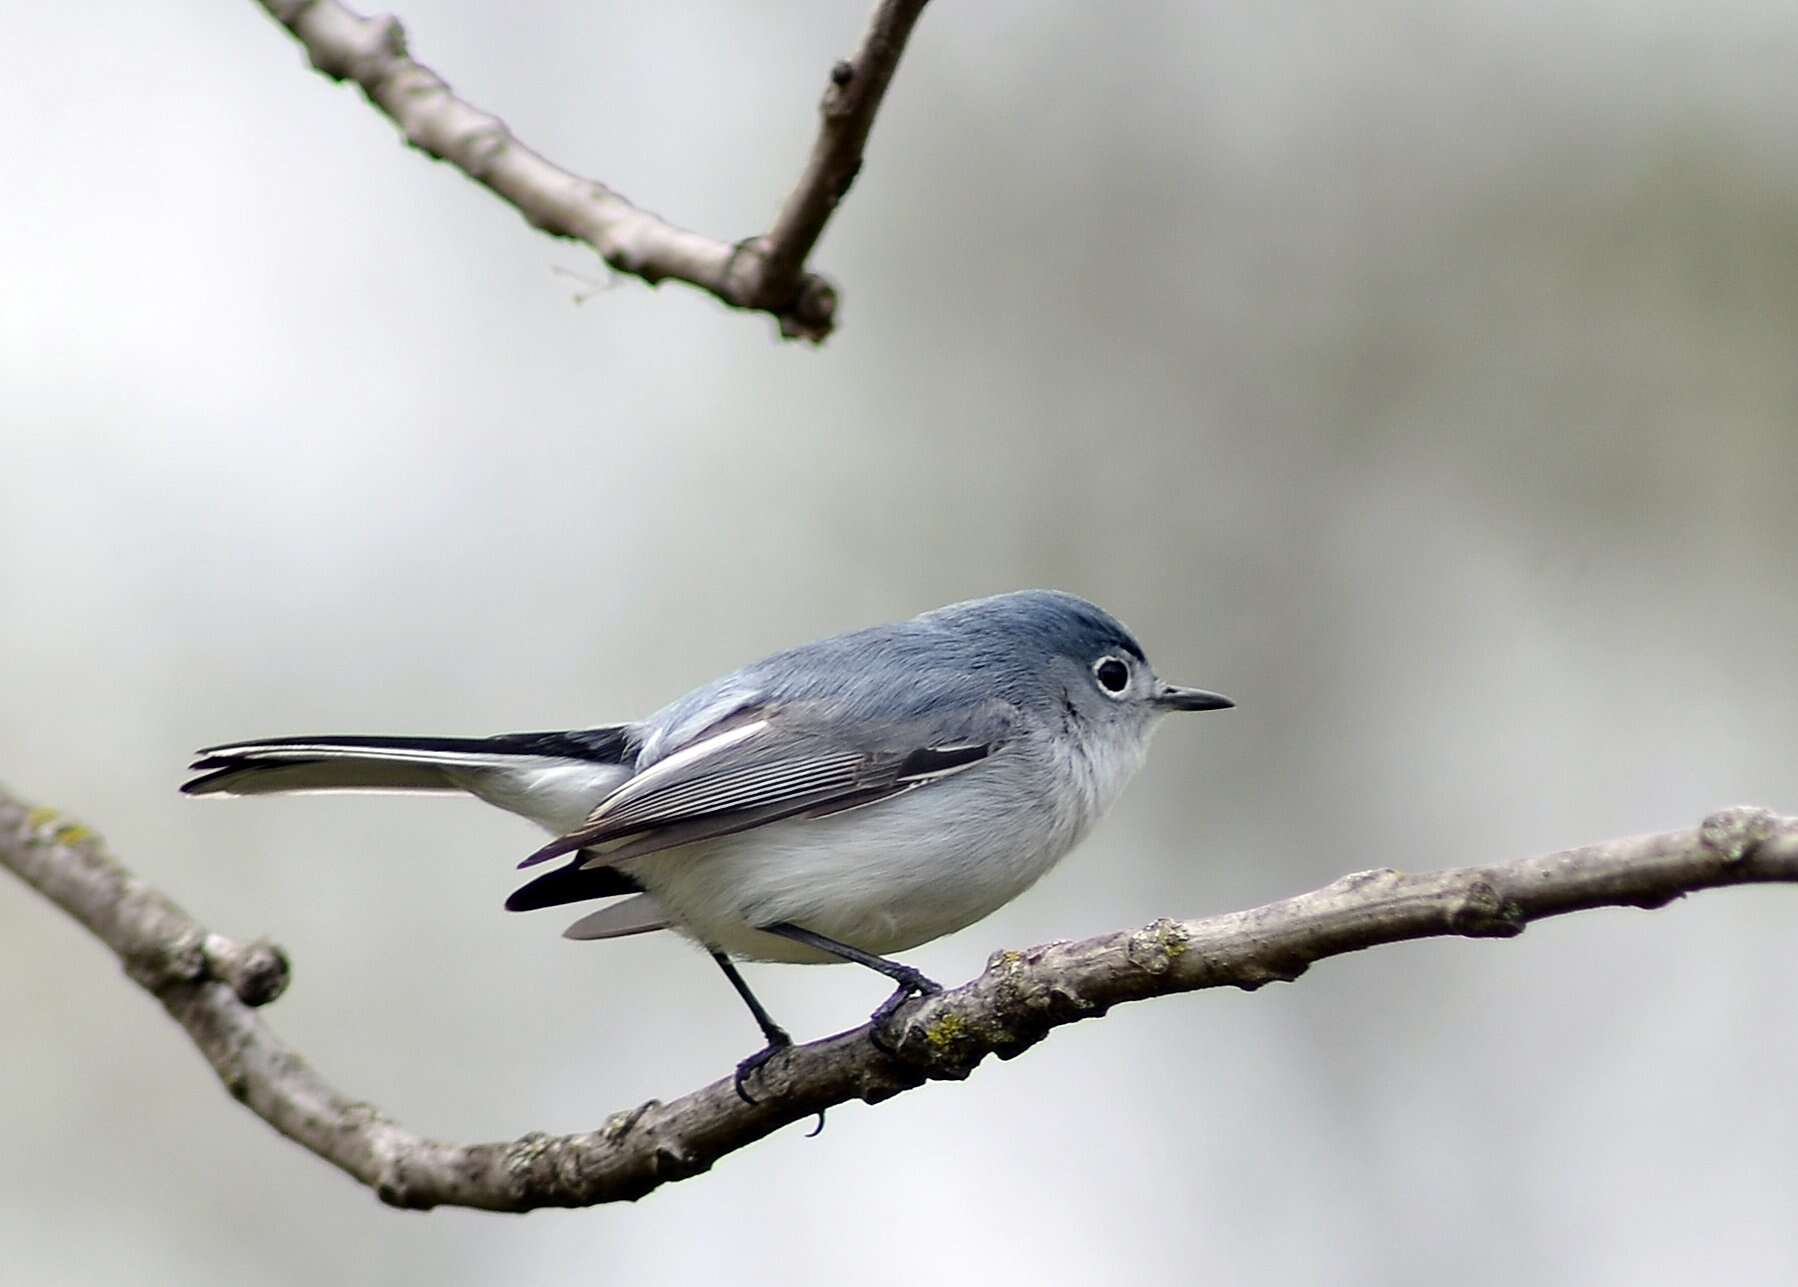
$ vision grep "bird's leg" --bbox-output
[712,952,792,1105]
[762,922,944,1033]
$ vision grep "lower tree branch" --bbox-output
[255,0,931,342]
[4,781,1794,1211]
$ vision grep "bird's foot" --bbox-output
[733,1028,793,1105]
[869,966,943,1033]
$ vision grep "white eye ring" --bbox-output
[1093,655,1131,696]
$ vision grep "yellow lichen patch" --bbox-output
[1158,922,1189,958]
[1126,918,1192,975]
[923,1011,967,1051]
[26,807,60,831]
[53,823,93,845]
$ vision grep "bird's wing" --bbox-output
[516,703,1012,869]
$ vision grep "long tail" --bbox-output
[181,727,635,833]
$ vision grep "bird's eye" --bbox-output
[1094,656,1130,695]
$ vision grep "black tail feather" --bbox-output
[505,857,643,912]
[193,727,635,764]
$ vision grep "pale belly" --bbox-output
[617,765,1093,963]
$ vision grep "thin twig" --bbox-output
[255,0,932,341]
[756,0,931,292]
[4,782,1794,1211]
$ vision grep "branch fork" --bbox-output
[256,0,932,340]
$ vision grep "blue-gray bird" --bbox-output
[183,590,1232,1096]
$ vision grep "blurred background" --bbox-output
[4,1,1797,1283]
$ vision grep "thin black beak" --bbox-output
[1152,684,1235,712]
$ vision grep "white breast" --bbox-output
[621,724,1151,963]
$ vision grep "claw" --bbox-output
[868,967,943,1029]
[733,1031,792,1105]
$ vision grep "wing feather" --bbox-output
[516,707,1009,869]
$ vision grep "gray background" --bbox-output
[4,2,1797,1283]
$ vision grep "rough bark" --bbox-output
[256,0,932,341]
[5,783,1793,1211]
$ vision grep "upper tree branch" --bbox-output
[4,781,1794,1212]
[255,0,931,342]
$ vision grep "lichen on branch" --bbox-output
[4,782,1793,1211]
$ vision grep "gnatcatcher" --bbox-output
[184,590,1232,1097]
